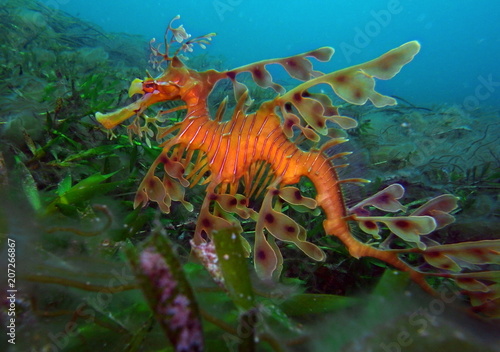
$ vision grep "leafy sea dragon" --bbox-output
[96,16,499,316]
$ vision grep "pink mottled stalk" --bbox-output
[139,247,203,352]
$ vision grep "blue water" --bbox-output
[52,0,500,109]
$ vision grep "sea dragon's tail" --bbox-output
[300,148,436,293]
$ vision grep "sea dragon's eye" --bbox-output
[143,81,158,93]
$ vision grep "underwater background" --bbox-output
[57,0,500,107]
[0,0,499,351]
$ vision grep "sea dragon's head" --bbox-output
[95,15,215,129]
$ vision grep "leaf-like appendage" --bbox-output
[350,183,407,214]
[146,175,171,213]
[277,186,317,209]
[424,240,500,267]
[361,41,422,80]
[214,193,252,219]
[163,157,189,187]
[275,41,420,137]
[256,187,326,272]
[358,219,381,239]
[253,226,279,281]
[411,194,458,229]
[163,176,192,212]
[223,47,334,98]
[456,277,490,292]
[423,250,462,272]
[354,215,436,249]
[278,47,333,80]
[323,41,421,107]
[443,271,500,317]
[291,94,329,135]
